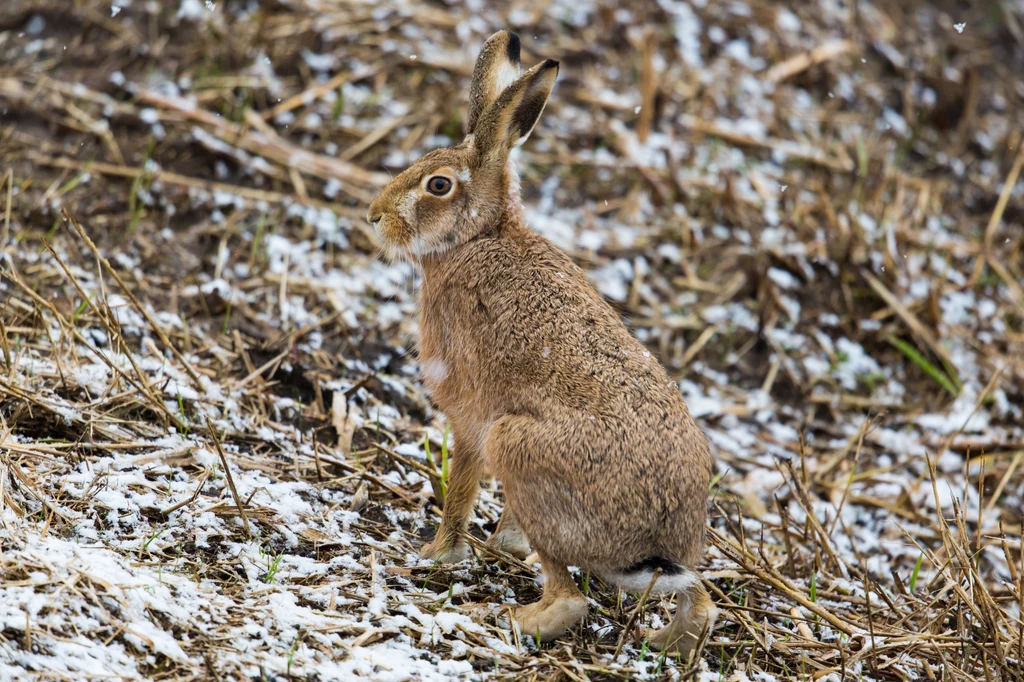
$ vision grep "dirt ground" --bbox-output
[1,0,1024,680]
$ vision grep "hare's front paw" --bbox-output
[485,508,531,560]
[420,536,472,563]
[515,596,588,642]
[485,527,531,560]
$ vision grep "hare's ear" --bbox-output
[473,59,559,161]
[466,30,522,135]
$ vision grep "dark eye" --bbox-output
[426,176,453,196]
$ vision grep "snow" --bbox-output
[4,1,1022,679]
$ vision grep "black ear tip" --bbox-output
[505,31,521,64]
[541,58,560,72]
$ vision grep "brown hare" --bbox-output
[367,30,717,656]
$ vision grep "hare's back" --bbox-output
[447,232,686,415]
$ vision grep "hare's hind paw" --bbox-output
[420,536,472,564]
[515,595,588,642]
[512,550,588,641]
[646,623,700,659]
[646,581,718,659]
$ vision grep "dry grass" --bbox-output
[1,0,1023,680]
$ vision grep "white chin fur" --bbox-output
[603,567,700,595]
[409,235,454,259]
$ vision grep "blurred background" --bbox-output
[1,1,1023,680]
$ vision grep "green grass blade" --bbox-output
[423,432,435,467]
[58,170,91,197]
[909,552,924,592]
[888,337,959,396]
[72,295,91,322]
[440,422,450,498]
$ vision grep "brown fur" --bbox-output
[367,30,716,651]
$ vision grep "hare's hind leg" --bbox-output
[486,507,531,559]
[514,550,588,641]
[647,580,718,660]
[485,415,587,639]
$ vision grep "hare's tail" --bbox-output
[604,557,701,595]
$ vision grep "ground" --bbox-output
[1,1,1023,680]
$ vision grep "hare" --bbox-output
[367,30,717,656]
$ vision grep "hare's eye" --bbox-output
[426,176,453,196]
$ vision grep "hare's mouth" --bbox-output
[374,214,413,249]
[373,213,421,264]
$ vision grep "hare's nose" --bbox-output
[367,196,384,225]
